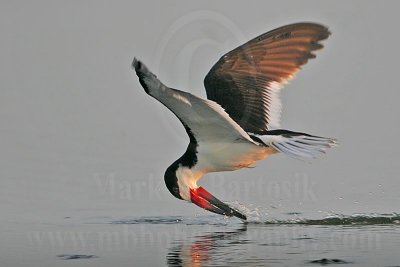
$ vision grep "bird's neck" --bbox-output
[176,166,204,201]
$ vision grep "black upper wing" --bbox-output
[204,23,330,134]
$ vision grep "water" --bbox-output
[2,213,400,267]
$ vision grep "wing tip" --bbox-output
[132,57,140,70]
[131,57,153,78]
[131,57,159,95]
[285,21,331,41]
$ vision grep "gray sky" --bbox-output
[1,1,399,220]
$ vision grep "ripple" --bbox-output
[112,216,184,225]
[107,213,400,226]
[308,258,352,265]
[292,214,399,225]
[57,254,98,260]
[249,213,400,225]
[110,215,232,226]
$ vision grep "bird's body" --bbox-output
[133,22,336,220]
[196,140,275,171]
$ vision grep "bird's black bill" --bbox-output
[190,187,247,220]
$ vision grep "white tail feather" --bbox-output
[258,133,337,159]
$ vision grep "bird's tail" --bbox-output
[257,130,337,159]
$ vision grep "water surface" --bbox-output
[3,213,400,267]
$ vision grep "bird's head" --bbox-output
[164,163,200,201]
[164,163,247,220]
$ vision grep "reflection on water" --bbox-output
[103,214,400,266]
[161,213,400,267]
[167,225,248,267]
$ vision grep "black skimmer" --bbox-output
[133,23,336,220]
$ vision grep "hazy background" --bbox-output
[1,0,399,225]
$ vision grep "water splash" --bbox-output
[227,201,400,225]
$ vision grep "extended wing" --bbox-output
[204,22,330,134]
[133,58,253,145]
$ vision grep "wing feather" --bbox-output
[204,22,330,134]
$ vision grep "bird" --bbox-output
[132,22,336,220]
